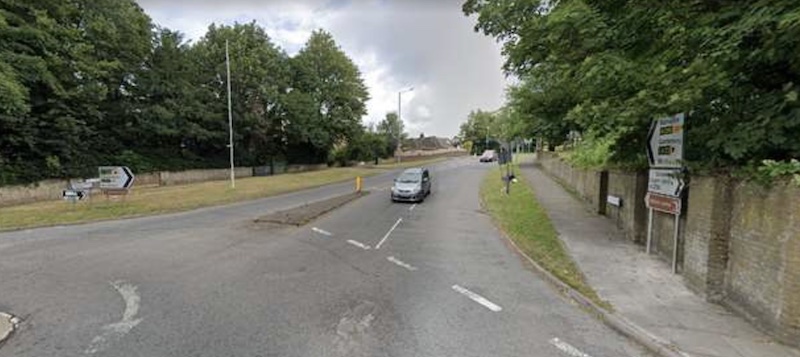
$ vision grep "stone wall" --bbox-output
[538,153,602,210]
[158,167,253,186]
[536,153,800,346]
[606,170,648,243]
[725,180,800,344]
[0,179,69,207]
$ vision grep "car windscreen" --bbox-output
[396,172,421,183]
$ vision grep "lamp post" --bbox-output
[226,39,235,189]
[396,87,414,163]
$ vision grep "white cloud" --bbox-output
[136,0,509,137]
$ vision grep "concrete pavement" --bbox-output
[520,162,800,357]
[0,157,649,356]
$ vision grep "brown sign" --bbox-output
[645,192,681,215]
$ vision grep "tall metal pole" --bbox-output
[396,91,401,163]
[396,87,414,163]
[226,39,235,189]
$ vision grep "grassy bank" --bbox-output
[0,167,383,231]
[480,165,609,309]
[0,156,460,231]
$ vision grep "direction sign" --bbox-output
[98,166,135,190]
[648,168,684,197]
[647,113,684,168]
[645,192,682,215]
[62,190,85,200]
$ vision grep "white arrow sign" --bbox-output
[648,168,684,197]
[647,113,684,168]
[98,166,135,190]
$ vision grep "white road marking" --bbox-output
[312,227,333,236]
[549,338,594,357]
[409,204,417,212]
[387,256,417,271]
[347,239,371,250]
[85,281,142,355]
[375,218,403,249]
[451,285,502,312]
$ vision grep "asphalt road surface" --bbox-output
[0,157,650,357]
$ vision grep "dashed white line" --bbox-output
[408,204,417,212]
[387,256,417,271]
[549,338,594,357]
[375,217,403,249]
[347,239,371,250]
[312,227,332,236]
[84,281,142,355]
[451,285,502,312]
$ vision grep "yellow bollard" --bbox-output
[355,176,362,192]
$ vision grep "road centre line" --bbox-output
[311,227,332,236]
[375,217,403,249]
[549,338,594,357]
[451,285,502,312]
[387,256,417,271]
[347,239,371,250]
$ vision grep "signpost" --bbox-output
[648,169,684,197]
[62,190,85,205]
[647,113,684,168]
[98,166,135,197]
[645,113,685,274]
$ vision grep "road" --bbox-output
[0,157,649,357]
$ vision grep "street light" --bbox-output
[396,87,414,163]
[225,39,235,189]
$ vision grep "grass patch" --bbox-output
[0,167,384,231]
[480,165,610,310]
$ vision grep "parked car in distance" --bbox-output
[391,168,431,203]
[479,150,498,162]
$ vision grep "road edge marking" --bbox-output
[451,284,502,312]
[375,217,403,249]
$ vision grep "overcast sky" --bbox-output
[135,0,509,138]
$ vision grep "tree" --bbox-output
[464,0,800,170]
[0,0,153,183]
[0,4,374,185]
[191,22,291,166]
[377,112,405,155]
[289,30,369,163]
[459,109,497,154]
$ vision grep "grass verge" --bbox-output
[480,165,611,310]
[0,167,383,231]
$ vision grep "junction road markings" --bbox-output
[312,227,333,236]
[84,281,142,355]
[387,256,417,271]
[347,239,371,250]
[375,218,403,250]
[451,284,502,312]
[549,337,594,357]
